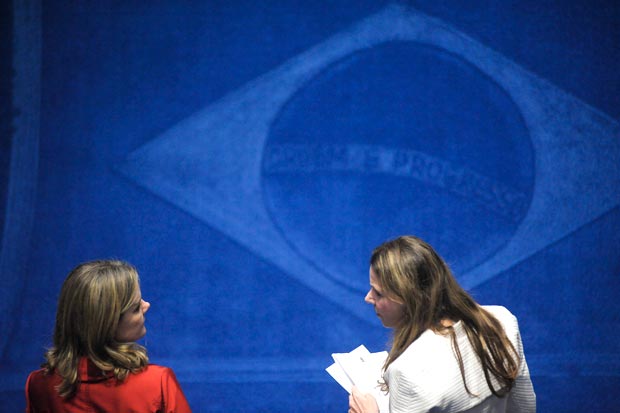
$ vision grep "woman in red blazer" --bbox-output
[25,260,192,412]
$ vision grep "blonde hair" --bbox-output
[371,236,519,397]
[43,260,148,398]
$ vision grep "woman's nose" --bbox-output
[142,300,150,313]
[364,291,373,304]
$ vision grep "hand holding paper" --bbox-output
[350,386,380,413]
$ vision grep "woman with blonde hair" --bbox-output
[25,259,191,412]
[349,236,536,413]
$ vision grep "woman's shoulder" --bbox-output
[27,367,47,378]
[482,305,514,319]
[141,364,184,381]
[482,305,519,330]
[142,363,177,376]
[118,364,179,389]
[26,367,54,386]
[388,330,455,375]
[145,363,170,370]
[481,305,523,350]
[25,367,62,401]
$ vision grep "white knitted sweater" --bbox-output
[382,306,536,413]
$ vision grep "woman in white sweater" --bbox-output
[349,236,536,413]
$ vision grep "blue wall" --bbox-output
[1,1,619,412]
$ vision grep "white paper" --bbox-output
[326,345,390,412]
[325,362,354,393]
[325,345,387,394]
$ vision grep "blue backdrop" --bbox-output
[1,1,619,412]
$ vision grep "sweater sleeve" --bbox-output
[505,313,537,413]
[24,371,33,413]
[387,367,434,413]
[161,367,192,413]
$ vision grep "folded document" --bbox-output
[325,344,387,394]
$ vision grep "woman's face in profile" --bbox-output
[364,267,405,328]
[115,286,150,342]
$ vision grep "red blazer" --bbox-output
[25,358,192,412]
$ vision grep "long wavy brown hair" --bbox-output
[371,235,519,397]
[42,260,149,398]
